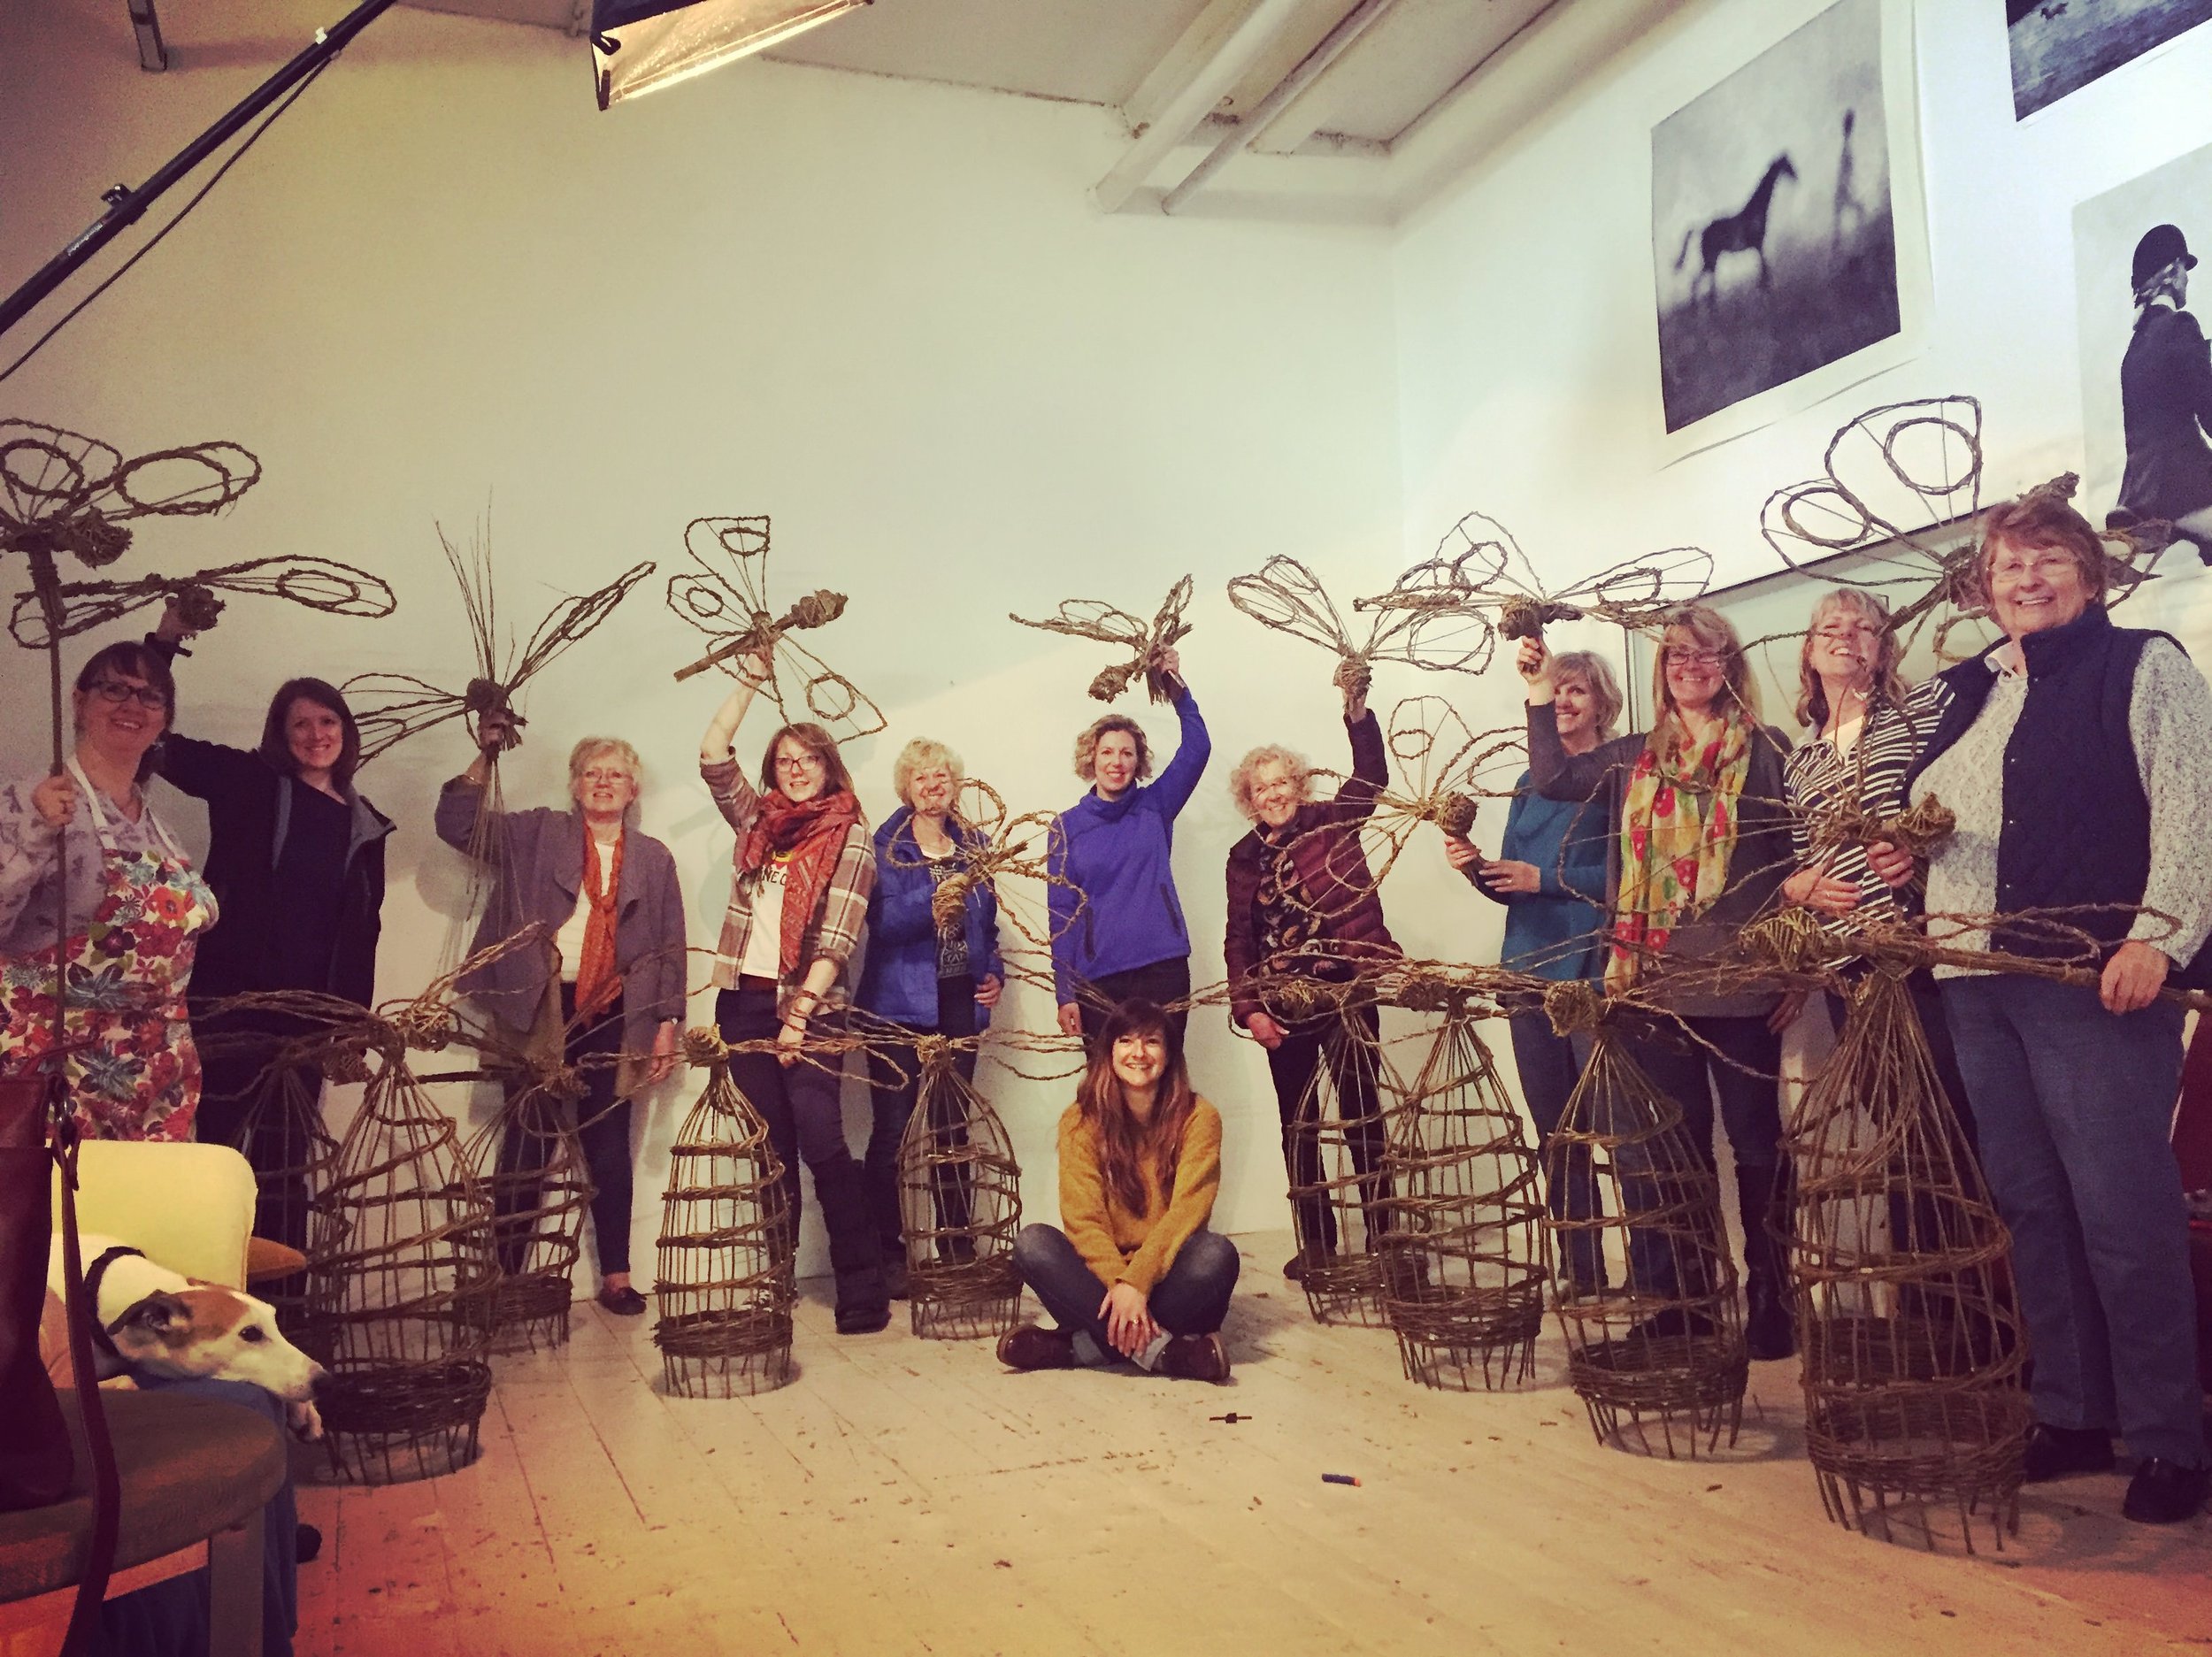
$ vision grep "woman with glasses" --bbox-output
[0,641,217,1139]
[854,739,1005,1297]
[1870,490,2212,1524]
[1519,607,1799,1359]
[140,602,396,1254]
[437,723,685,1315]
[1779,588,1969,1118]
[702,653,888,1334]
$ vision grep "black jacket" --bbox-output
[2118,303,2212,522]
[155,734,394,1006]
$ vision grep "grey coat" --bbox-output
[435,779,687,1075]
[1526,702,1793,1018]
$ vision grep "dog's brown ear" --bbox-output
[112,1291,194,1344]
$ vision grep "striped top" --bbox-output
[1783,678,1950,936]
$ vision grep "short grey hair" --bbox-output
[1227,744,1311,823]
[568,736,641,797]
[892,737,964,807]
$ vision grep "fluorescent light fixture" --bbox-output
[590,0,872,110]
[127,0,170,72]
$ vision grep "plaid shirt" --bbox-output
[701,757,875,1009]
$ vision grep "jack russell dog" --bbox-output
[49,1232,325,1440]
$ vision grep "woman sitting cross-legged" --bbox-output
[1001,999,1239,1382]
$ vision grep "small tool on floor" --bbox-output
[1210,1412,1249,1423]
[1322,1473,1361,1487]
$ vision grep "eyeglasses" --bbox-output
[775,753,824,772]
[88,680,167,710]
[1663,648,1725,670]
[580,768,631,786]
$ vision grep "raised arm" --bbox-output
[434,717,514,860]
[1332,707,1387,823]
[1147,674,1212,820]
[1526,702,1631,803]
[141,612,262,799]
[699,653,769,832]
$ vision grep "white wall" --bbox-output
[1392,0,2212,615]
[0,1,1402,1268]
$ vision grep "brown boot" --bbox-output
[996,1323,1078,1371]
[1157,1332,1231,1384]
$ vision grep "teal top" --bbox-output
[1470,770,1610,982]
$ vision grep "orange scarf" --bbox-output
[574,826,625,1021]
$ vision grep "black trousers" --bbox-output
[1263,1001,1390,1254]
[1073,957,1192,1054]
[495,986,636,1277]
[191,1003,324,1262]
[716,987,886,1316]
[863,976,979,1258]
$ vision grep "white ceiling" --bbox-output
[400,0,1681,220]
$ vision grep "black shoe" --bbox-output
[883,1254,910,1300]
[835,1302,892,1335]
[296,1523,323,1565]
[1156,1332,1232,1385]
[2121,1458,2209,1523]
[2021,1422,2115,1484]
[1282,1254,1307,1283]
[595,1285,649,1316]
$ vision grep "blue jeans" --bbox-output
[1507,1010,1604,1291]
[1012,1224,1238,1365]
[1940,975,2206,1467]
[96,1376,297,1657]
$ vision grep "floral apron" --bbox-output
[0,760,218,1140]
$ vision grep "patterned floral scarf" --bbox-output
[1608,711,1752,993]
[741,786,862,979]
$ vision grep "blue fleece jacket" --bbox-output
[1469,770,1611,982]
[855,809,1005,1028]
[1047,690,1211,1004]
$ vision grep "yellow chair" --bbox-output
[0,1140,283,1656]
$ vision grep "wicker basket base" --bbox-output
[656,1304,795,1398]
[909,1254,1023,1340]
[1567,1331,1748,1459]
[1808,1385,2029,1553]
[315,1359,492,1484]
[1301,1249,1389,1328]
[488,1270,574,1355]
[1385,1280,1544,1392]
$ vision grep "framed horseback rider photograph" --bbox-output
[1649,0,1930,456]
[2074,140,2212,577]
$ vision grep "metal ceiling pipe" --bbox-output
[1091,0,1313,214]
[1162,0,1402,214]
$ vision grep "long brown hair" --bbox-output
[1076,1000,1197,1214]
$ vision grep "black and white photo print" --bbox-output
[1652,0,1916,442]
[2075,141,2212,554]
[2010,0,2212,121]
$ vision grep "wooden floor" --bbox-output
[293,1232,2209,1656]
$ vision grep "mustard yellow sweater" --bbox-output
[1056,1096,1222,1295]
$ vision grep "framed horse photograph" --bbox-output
[1649,0,1929,456]
[2009,0,2212,122]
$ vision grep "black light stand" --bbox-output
[0,0,403,343]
